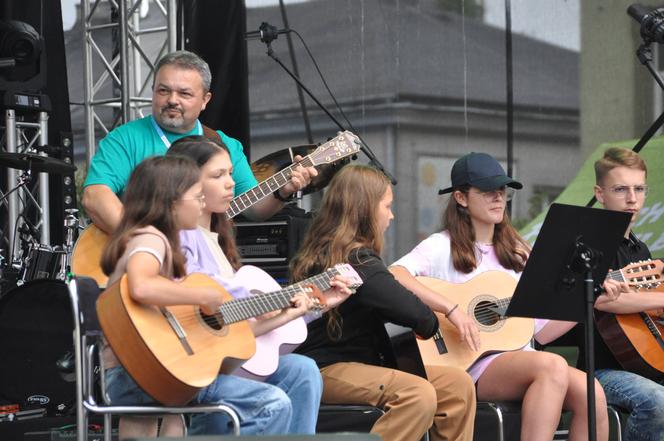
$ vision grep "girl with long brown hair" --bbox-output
[167,136,353,435]
[100,155,293,438]
[390,152,619,441]
[290,164,476,441]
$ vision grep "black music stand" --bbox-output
[506,203,631,441]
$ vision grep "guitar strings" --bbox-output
[467,298,512,323]
[229,156,317,216]
[148,270,342,328]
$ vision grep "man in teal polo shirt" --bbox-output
[82,50,315,234]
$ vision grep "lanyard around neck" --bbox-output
[151,115,202,149]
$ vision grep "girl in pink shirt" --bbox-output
[391,152,619,441]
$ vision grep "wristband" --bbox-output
[273,189,295,202]
[445,304,459,317]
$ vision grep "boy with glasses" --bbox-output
[583,147,664,441]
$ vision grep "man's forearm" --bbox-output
[81,184,124,234]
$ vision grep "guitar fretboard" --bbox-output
[218,267,340,324]
[606,269,626,283]
[225,156,316,219]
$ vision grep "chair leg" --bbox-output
[226,405,241,436]
[104,413,112,441]
[607,406,622,441]
[80,410,89,441]
[181,414,187,437]
[479,402,505,441]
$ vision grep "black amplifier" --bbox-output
[235,221,290,259]
[234,210,312,286]
[235,212,312,261]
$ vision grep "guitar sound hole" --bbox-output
[200,311,225,330]
[474,301,501,326]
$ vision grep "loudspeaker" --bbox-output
[127,435,380,441]
[0,280,74,416]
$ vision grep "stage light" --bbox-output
[0,20,42,82]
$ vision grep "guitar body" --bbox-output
[233,265,308,379]
[595,309,664,381]
[72,224,109,288]
[416,272,534,371]
[594,259,664,381]
[97,273,256,406]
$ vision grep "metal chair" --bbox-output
[474,401,521,441]
[316,404,384,433]
[474,401,625,441]
[68,276,240,441]
[607,405,623,441]
[317,404,430,441]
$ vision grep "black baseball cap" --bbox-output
[438,152,523,195]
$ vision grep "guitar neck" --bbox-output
[605,269,625,283]
[219,268,337,323]
[225,156,316,219]
[294,268,340,293]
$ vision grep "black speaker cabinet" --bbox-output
[0,279,75,416]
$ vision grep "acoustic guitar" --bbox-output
[415,271,534,371]
[98,265,354,406]
[72,130,361,288]
[595,259,664,381]
[417,271,535,370]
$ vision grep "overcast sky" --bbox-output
[61,0,579,51]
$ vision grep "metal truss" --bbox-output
[1,109,50,264]
[81,0,180,166]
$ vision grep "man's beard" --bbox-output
[158,106,184,130]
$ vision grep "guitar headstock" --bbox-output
[308,131,361,166]
[330,263,364,289]
[620,259,664,290]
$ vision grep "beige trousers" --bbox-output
[319,363,476,441]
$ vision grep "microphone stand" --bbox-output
[262,40,397,185]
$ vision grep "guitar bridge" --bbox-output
[161,307,194,356]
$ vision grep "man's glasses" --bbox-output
[603,185,648,198]
[469,186,515,202]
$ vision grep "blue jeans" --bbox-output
[105,366,292,436]
[263,353,323,434]
[595,369,664,441]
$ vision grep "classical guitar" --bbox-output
[71,131,361,288]
[415,271,534,371]
[98,267,339,406]
[237,263,363,379]
[594,259,664,381]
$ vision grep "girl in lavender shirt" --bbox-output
[167,136,352,435]
[390,152,621,441]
